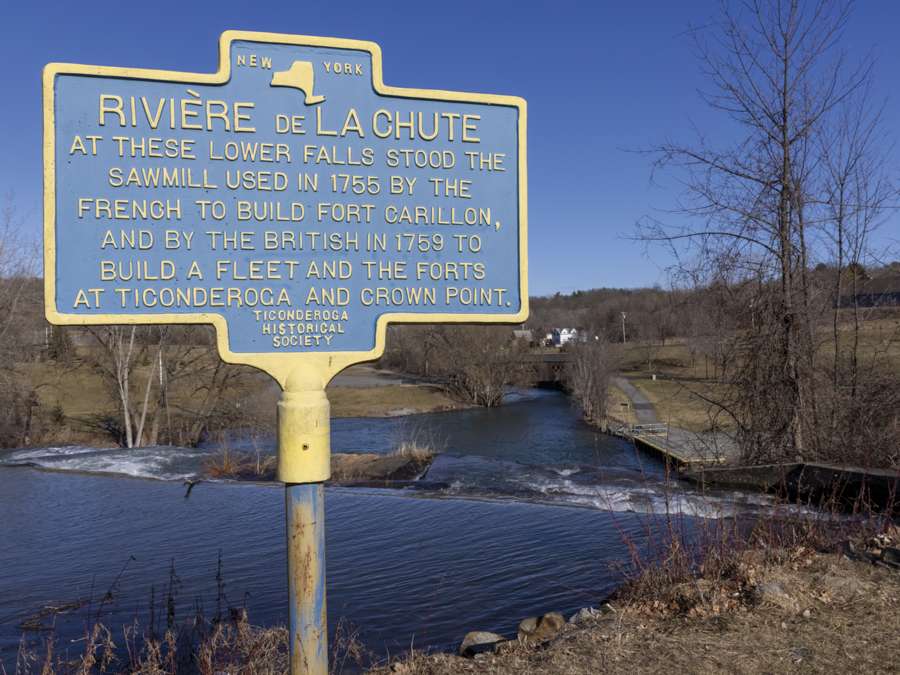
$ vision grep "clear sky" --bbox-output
[2,0,898,296]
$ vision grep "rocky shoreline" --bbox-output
[373,528,900,674]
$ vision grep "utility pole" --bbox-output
[621,312,627,343]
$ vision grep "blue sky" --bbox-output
[2,0,898,295]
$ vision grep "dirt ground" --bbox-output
[376,548,900,674]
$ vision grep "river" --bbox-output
[0,389,775,666]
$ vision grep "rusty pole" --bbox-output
[279,377,331,674]
[285,483,327,674]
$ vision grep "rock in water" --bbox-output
[459,631,506,657]
[518,612,565,643]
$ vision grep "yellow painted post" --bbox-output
[43,30,528,675]
[279,373,331,674]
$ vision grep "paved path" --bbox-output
[611,376,739,467]
[612,377,658,424]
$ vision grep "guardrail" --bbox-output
[631,423,669,436]
[604,418,669,438]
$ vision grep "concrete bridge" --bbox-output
[521,351,572,387]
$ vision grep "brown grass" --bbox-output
[606,384,638,427]
[608,315,900,436]
[373,510,900,675]
[391,441,436,463]
[630,378,735,432]
[375,548,900,674]
[202,441,436,483]
[17,349,463,448]
[326,384,463,418]
[23,539,898,674]
[13,616,289,674]
[202,446,277,481]
[11,555,374,675]
[330,445,436,483]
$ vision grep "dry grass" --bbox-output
[614,339,707,380]
[12,617,290,674]
[27,354,466,425]
[606,384,638,427]
[330,441,437,482]
[326,384,463,418]
[202,441,436,483]
[202,446,277,480]
[373,515,900,675]
[10,556,374,675]
[392,441,436,463]
[630,378,735,433]
[23,361,111,419]
[24,541,898,674]
[381,551,900,674]
[608,315,900,436]
[16,349,462,448]
[613,315,900,379]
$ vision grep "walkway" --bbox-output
[610,376,739,467]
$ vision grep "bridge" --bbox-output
[521,351,571,387]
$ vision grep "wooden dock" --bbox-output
[608,419,739,468]
[608,376,740,469]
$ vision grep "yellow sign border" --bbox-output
[43,30,528,388]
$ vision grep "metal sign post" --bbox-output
[280,374,330,671]
[44,31,527,674]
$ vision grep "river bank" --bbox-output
[375,532,900,674]
[20,363,464,450]
[14,515,898,673]
[2,390,849,672]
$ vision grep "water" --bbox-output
[0,390,775,666]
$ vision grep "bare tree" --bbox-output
[86,326,160,448]
[0,195,43,446]
[431,326,525,407]
[567,339,618,427]
[816,90,898,465]
[639,0,895,464]
[85,325,257,448]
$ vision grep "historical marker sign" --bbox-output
[44,33,527,673]
[44,31,527,386]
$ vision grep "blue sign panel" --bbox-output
[45,32,527,357]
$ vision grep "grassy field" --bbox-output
[23,360,114,418]
[606,384,637,427]
[630,378,735,433]
[11,351,464,448]
[609,339,737,433]
[608,313,899,432]
[327,383,463,417]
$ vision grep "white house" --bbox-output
[551,328,578,346]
